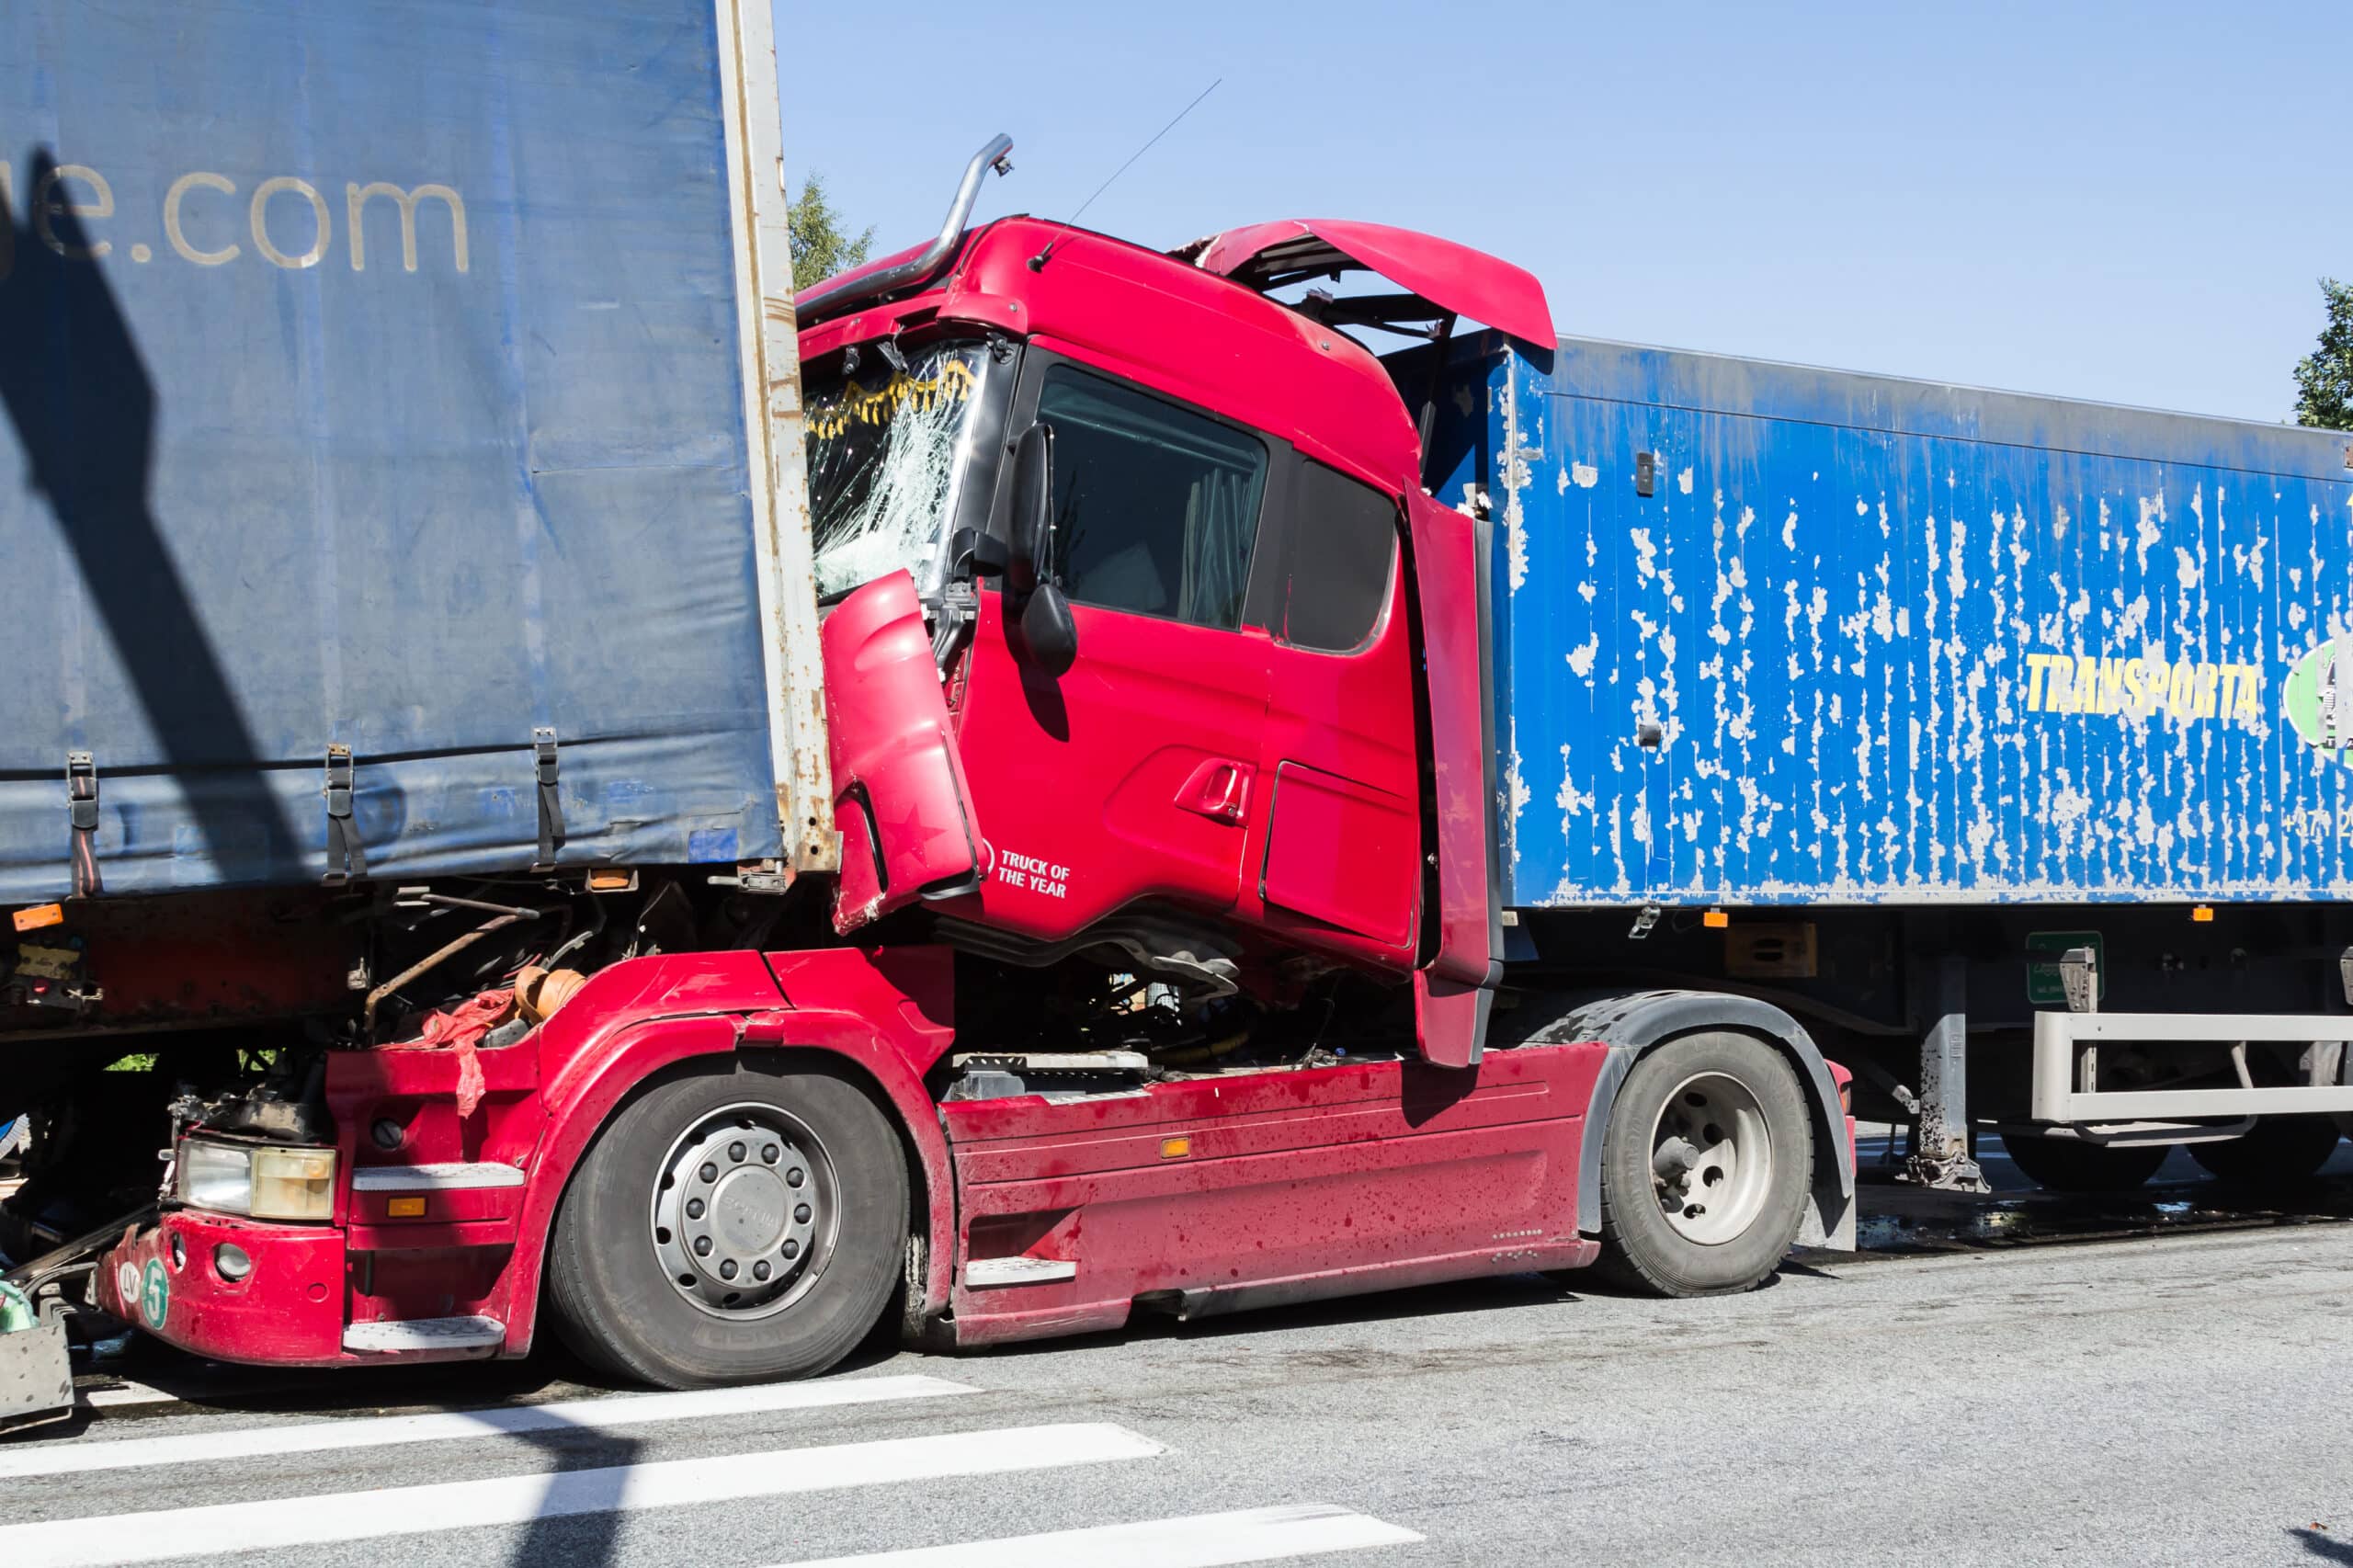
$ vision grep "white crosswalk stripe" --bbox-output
[773,1504,1423,1567]
[0,1422,1165,1568]
[3,1373,1424,1568]
[0,1371,975,1479]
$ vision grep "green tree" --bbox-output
[2293,277,2353,431]
[788,172,874,293]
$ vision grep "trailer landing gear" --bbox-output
[1902,952,1989,1194]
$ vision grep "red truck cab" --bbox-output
[97,142,1853,1388]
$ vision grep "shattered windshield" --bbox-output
[804,343,995,600]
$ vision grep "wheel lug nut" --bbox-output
[686,1199,705,1220]
[728,1141,746,1162]
[762,1144,779,1164]
[693,1236,712,1257]
[786,1168,804,1187]
[753,1260,771,1281]
[793,1203,811,1223]
[699,1163,718,1183]
[719,1259,738,1280]
[781,1239,800,1259]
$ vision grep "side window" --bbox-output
[1036,366,1267,631]
[1279,460,1398,653]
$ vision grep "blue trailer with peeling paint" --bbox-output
[1449,335,2353,910]
[1421,331,2353,1188]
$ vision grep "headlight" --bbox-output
[176,1139,254,1213]
[174,1138,337,1221]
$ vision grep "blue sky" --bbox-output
[778,0,2346,426]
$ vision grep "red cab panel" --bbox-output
[822,572,982,933]
[1260,763,1416,948]
[949,589,1269,941]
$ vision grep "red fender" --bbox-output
[497,948,959,1355]
[757,946,960,1324]
[494,953,782,1353]
[501,1013,745,1354]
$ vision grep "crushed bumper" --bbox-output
[98,1210,347,1367]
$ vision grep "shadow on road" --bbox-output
[2292,1527,2353,1562]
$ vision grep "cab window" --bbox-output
[1277,460,1397,653]
[1036,366,1267,631]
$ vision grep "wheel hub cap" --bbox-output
[1649,1071,1773,1245]
[650,1106,830,1318]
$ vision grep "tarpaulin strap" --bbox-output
[65,752,100,898]
[323,745,366,885]
[532,727,565,870]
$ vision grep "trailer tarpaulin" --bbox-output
[0,0,788,901]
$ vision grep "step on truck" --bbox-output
[5,0,2352,1404]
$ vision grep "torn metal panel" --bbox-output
[1457,332,2353,907]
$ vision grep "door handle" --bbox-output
[1176,758,1252,824]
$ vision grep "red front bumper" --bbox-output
[97,1210,348,1367]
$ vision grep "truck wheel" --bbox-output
[1593,1032,1813,1296]
[2188,1117,2341,1187]
[1999,1133,2168,1193]
[545,1059,907,1388]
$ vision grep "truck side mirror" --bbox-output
[1019,582,1078,676]
[1007,420,1054,591]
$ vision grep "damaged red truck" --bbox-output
[33,0,2353,1408]
[17,3,2353,1417]
[54,144,1856,1388]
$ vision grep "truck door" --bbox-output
[950,355,1274,943]
[1252,458,1421,963]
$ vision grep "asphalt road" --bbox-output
[6,1139,2353,1568]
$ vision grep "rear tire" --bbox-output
[1593,1032,1813,1297]
[2188,1117,2341,1187]
[2000,1132,2168,1193]
[545,1058,907,1388]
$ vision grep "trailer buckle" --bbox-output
[323,745,367,886]
[531,728,565,871]
[64,752,100,898]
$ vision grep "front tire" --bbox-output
[1593,1032,1813,1297]
[545,1058,908,1388]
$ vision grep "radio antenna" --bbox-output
[1029,77,1222,271]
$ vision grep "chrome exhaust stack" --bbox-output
[795,133,1013,324]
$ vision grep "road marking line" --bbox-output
[0,1371,976,1479]
[0,1421,1159,1568]
[77,1382,179,1409]
[775,1504,1425,1567]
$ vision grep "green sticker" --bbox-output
[140,1257,170,1330]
